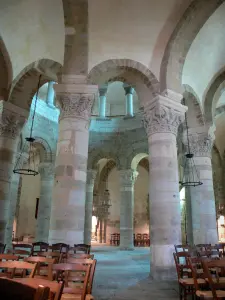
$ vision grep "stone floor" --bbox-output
[91,245,179,300]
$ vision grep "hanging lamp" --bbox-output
[179,99,203,187]
[13,75,42,176]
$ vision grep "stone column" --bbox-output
[185,130,218,244]
[123,84,134,117]
[119,169,138,250]
[141,90,187,280]
[84,169,97,245]
[36,162,55,242]
[46,81,55,108]
[48,76,97,245]
[98,86,107,119]
[0,101,27,244]
[5,153,28,249]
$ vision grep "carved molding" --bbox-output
[187,133,214,158]
[59,93,95,120]
[119,169,139,187]
[39,163,55,180]
[141,99,186,136]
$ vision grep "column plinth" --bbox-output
[48,79,98,245]
[119,169,138,250]
[36,162,55,242]
[84,169,97,244]
[142,90,187,280]
[0,101,28,244]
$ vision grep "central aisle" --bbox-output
[91,246,179,300]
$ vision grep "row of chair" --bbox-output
[109,233,150,247]
[0,251,96,300]
[174,243,225,258]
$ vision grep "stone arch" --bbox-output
[203,67,225,124]
[99,160,116,183]
[131,153,148,171]
[139,158,149,173]
[88,149,120,170]
[8,59,61,111]
[183,84,205,127]
[160,0,224,93]
[88,59,159,107]
[0,37,12,100]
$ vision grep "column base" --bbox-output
[150,265,177,281]
[119,246,135,251]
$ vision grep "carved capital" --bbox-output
[123,84,134,95]
[186,133,214,158]
[141,93,187,137]
[59,93,95,120]
[0,101,28,139]
[86,169,97,186]
[119,169,139,187]
[39,163,55,180]
[99,85,108,97]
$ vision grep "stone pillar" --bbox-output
[36,162,55,242]
[5,153,28,249]
[119,169,138,250]
[84,169,97,245]
[48,76,97,245]
[46,81,55,107]
[123,84,134,117]
[141,90,187,280]
[185,130,218,244]
[0,101,27,244]
[98,86,107,119]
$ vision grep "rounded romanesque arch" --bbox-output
[88,59,160,107]
[8,59,61,111]
[88,149,120,170]
[0,37,12,100]
[160,0,224,94]
[131,153,149,171]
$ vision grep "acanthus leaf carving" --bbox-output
[119,170,139,187]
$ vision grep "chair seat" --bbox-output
[179,278,206,285]
[205,277,225,283]
[196,289,225,298]
[61,294,94,300]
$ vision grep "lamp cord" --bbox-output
[30,75,42,139]
[183,99,191,154]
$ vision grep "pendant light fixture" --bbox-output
[13,75,42,176]
[179,99,203,187]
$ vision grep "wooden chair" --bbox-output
[142,233,150,247]
[0,277,50,300]
[0,243,6,254]
[174,252,206,299]
[0,260,38,278]
[25,256,56,280]
[13,243,33,259]
[32,242,49,256]
[199,258,225,299]
[51,263,91,300]
[38,251,63,263]
[49,243,69,253]
[174,244,192,253]
[74,244,91,254]
[66,258,97,294]
[67,253,94,260]
[110,233,116,245]
[135,233,143,247]
[0,254,20,278]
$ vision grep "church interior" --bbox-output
[1,0,225,299]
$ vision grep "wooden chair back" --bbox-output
[74,244,91,254]
[67,253,94,259]
[0,254,19,261]
[0,243,6,254]
[13,243,33,258]
[49,243,69,253]
[37,251,63,263]
[201,258,225,299]
[0,277,50,300]
[187,256,205,292]
[32,242,49,256]
[173,252,191,280]
[0,260,37,278]
[51,263,91,300]
[66,258,97,294]
[25,256,56,280]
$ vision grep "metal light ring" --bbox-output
[13,169,39,176]
[180,181,203,187]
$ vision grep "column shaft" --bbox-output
[36,163,54,242]
[46,81,55,107]
[48,80,97,245]
[123,85,134,117]
[142,91,186,280]
[84,170,97,244]
[0,101,27,243]
[119,170,138,250]
[98,86,107,119]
